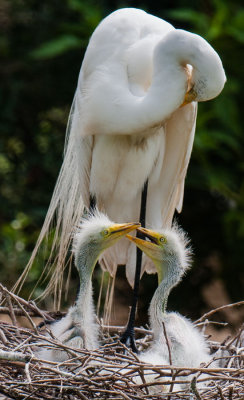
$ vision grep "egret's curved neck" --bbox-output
[139,37,188,125]
[83,31,191,136]
[149,253,183,331]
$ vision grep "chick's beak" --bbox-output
[109,222,141,239]
[127,227,165,284]
[126,226,161,253]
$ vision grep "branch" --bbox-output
[195,301,244,324]
[0,349,31,363]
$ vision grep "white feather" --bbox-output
[133,226,215,391]
[16,7,226,303]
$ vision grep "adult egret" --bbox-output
[38,210,139,362]
[127,225,212,387]
[17,8,226,346]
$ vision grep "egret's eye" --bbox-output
[102,229,109,237]
[159,236,166,243]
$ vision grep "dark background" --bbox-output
[0,0,243,332]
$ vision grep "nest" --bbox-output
[0,284,243,400]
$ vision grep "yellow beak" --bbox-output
[127,227,165,284]
[109,222,141,239]
[127,226,161,252]
[180,87,197,107]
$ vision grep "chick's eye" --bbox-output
[160,237,165,243]
[103,229,109,236]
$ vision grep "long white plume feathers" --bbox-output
[13,94,89,308]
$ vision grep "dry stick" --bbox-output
[162,320,177,395]
[217,385,226,400]
[0,349,31,363]
[190,376,203,400]
[0,306,59,321]
[225,324,244,349]
[115,366,139,388]
[0,322,22,344]
[0,284,52,321]
[0,306,37,317]
[10,294,39,334]
[0,327,7,344]
[32,341,244,375]
[25,362,32,386]
[196,321,228,327]
[195,301,244,324]
[3,323,244,378]
[72,390,89,400]
[14,335,33,352]
[102,324,152,335]
[21,386,48,400]
[97,270,104,318]
[69,354,93,373]
[234,325,244,349]
[119,342,149,395]
[117,389,132,400]
[162,321,172,365]
[195,376,243,384]
[228,385,234,400]
[1,321,243,399]
[5,293,18,327]
[0,385,38,400]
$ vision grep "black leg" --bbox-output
[120,180,148,352]
[89,194,97,211]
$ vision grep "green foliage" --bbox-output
[30,35,82,59]
[0,0,243,310]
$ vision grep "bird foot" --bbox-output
[120,329,138,353]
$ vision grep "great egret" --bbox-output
[16,7,226,344]
[127,225,212,388]
[38,210,139,362]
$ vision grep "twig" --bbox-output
[195,301,244,324]
[0,328,7,344]
[72,390,89,399]
[0,289,243,400]
[190,377,202,400]
[162,321,172,366]
[102,324,152,335]
[118,389,132,400]
[196,321,228,327]
[162,320,177,396]
[228,385,234,400]
[217,385,225,400]
[5,293,18,327]
[0,284,52,321]
[25,361,32,386]
[10,294,39,334]
[0,349,31,363]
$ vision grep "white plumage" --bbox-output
[38,210,139,362]
[128,225,213,390]
[17,7,226,303]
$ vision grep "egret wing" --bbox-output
[159,102,197,226]
[141,102,197,277]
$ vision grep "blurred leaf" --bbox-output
[226,9,244,42]
[30,34,81,59]
[166,9,209,34]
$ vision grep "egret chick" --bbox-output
[127,225,212,388]
[38,211,139,362]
